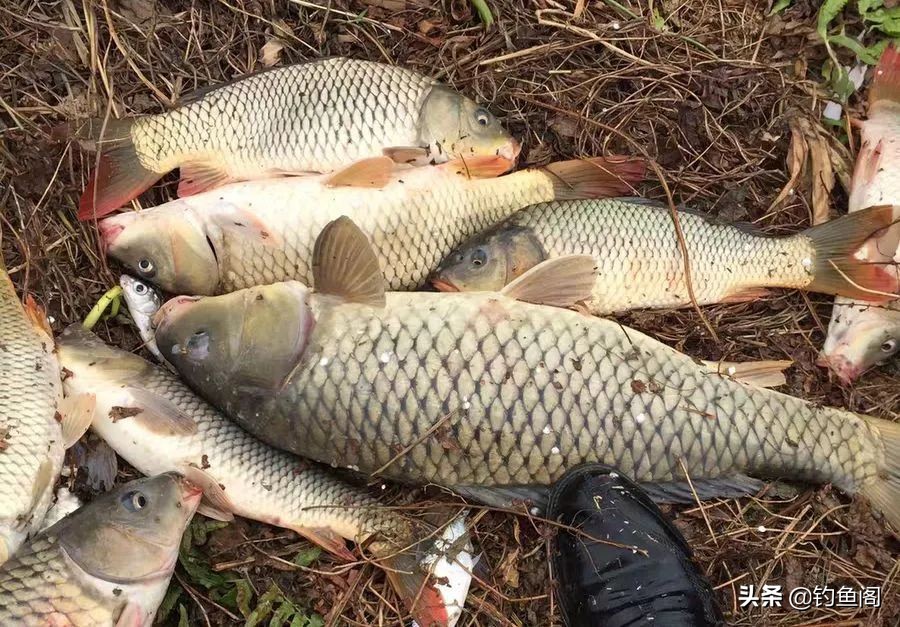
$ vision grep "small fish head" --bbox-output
[120,274,163,338]
[432,225,545,293]
[101,212,219,295]
[418,86,519,166]
[818,304,900,383]
[57,472,200,584]
[153,282,316,398]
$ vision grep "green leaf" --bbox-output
[858,0,884,16]
[651,7,667,30]
[246,584,283,627]
[829,63,857,103]
[818,0,850,38]
[157,584,183,623]
[178,550,228,590]
[865,8,900,36]
[235,579,255,618]
[470,0,494,26]
[828,33,887,64]
[292,546,322,568]
[270,601,295,627]
[289,616,307,627]
[305,614,325,627]
[770,0,793,15]
[177,604,190,627]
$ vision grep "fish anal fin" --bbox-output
[312,217,386,307]
[500,254,596,308]
[639,475,765,504]
[720,287,771,303]
[293,527,355,562]
[58,393,96,448]
[442,155,515,179]
[324,156,395,189]
[178,162,233,197]
[23,295,54,339]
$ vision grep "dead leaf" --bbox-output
[260,39,285,68]
[109,406,142,422]
[771,116,835,224]
[362,0,407,9]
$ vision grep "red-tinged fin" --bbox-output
[859,416,900,532]
[442,155,515,179]
[544,156,646,200]
[23,294,54,339]
[292,526,355,562]
[848,138,884,212]
[720,287,771,303]
[114,601,145,627]
[324,156,395,189]
[383,146,432,165]
[78,118,161,220]
[870,44,900,111]
[384,554,451,627]
[805,204,900,301]
[179,465,236,522]
[501,254,596,308]
[177,161,233,197]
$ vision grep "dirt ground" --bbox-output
[1,0,898,625]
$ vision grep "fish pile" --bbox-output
[2,51,899,626]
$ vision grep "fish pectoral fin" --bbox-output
[114,601,146,627]
[293,526,355,562]
[442,154,514,179]
[179,465,236,519]
[177,162,233,197]
[197,502,235,522]
[639,475,766,504]
[312,216,386,307]
[124,388,198,436]
[700,359,793,389]
[324,156,395,189]
[58,393,96,448]
[383,146,431,165]
[720,287,771,303]
[452,485,550,513]
[23,295,54,340]
[500,255,596,308]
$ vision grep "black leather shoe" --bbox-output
[547,464,725,626]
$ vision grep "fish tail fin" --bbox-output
[544,156,646,200]
[383,553,452,627]
[77,118,161,220]
[871,44,900,111]
[860,416,900,532]
[804,204,900,301]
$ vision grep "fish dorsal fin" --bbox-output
[500,254,596,307]
[24,295,54,340]
[312,217,386,307]
[442,155,515,179]
[324,156,395,189]
[58,393,97,448]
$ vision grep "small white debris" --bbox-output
[801,257,813,270]
[849,62,867,90]
[610,472,619,478]
[551,446,560,455]
[757,525,766,533]
[788,188,795,196]
[380,484,387,490]
[542,425,552,435]
[635,413,645,424]
[636,584,642,591]
[380,352,391,363]
[611,20,621,30]
[48,315,56,324]
[530,506,541,515]
[347,465,359,471]
[727,366,736,376]
[823,100,843,122]
[319,357,329,367]
[463,401,471,410]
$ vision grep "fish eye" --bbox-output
[471,248,488,267]
[137,258,156,278]
[134,282,147,295]
[121,490,149,512]
[474,108,491,127]
[881,339,897,353]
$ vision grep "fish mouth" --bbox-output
[152,295,201,331]
[178,476,204,502]
[431,277,460,293]
[98,220,125,253]
[816,351,862,385]
[498,138,521,163]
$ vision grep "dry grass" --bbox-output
[0,0,897,625]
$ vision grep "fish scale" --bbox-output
[134,58,435,177]
[211,291,883,496]
[0,535,114,626]
[0,256,63,563]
